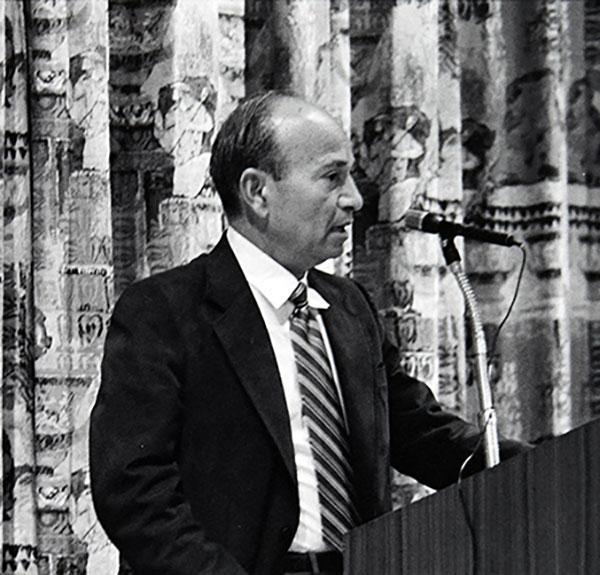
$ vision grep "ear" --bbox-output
[238,168,270,218]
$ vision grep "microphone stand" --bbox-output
[440,236,500,468]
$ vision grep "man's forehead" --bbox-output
[270,98,344,135]
[270,99,352,161]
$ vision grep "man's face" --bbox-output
[262,101,364,276]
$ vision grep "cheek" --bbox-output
[289,202,322,228]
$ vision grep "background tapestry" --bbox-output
[1,0,599,572]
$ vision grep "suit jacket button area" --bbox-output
[281,526,292,536]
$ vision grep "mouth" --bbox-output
[332,222,352,233]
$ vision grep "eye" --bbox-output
[325,171,343,184]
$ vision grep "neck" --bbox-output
[228,221,306,279]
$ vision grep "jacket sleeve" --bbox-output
[89,281,247,575]
[353,280,530,490]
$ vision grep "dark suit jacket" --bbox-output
[90,235,521,575]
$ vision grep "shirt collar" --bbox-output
[227,227,330,312]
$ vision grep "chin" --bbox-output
[306,244,345,270]
[318,250,345,266]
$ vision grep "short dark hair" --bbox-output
[209,91,290,218]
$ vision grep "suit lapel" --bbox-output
[203,239,380,506]
[204,237,296,482]
[309,272,379,520]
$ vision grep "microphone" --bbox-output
[403,209,521,247]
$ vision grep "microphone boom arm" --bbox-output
[440,236,500,469]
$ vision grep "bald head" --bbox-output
[269,97,348,168]
[209,91,344,219]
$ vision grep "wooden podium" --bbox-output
[344,417,600,574]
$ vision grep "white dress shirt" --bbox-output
[227,227,347,552]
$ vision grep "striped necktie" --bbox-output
[288,282,358,551]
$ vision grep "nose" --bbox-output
[339,176,363,212]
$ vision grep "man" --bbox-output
[90,92,525,575]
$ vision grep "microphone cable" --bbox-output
[487,245,527,369]
[456,244,527,575]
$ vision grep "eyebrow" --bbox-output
[320,159,353,171]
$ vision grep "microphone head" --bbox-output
[402,209,429,231]
[402,208,523,247]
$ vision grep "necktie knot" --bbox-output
[289,282,308,315]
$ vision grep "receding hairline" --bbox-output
[268,96,341,130]
[267,97,348,162]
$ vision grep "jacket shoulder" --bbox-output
[114,253,210,313]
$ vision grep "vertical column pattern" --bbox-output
[2,2,39,570]
[147,0,223,273]
[110,0,230,290]
[435,0,467,415]
[581,2,600,421]
[28,0,114,573]
[568,1,600,426]
[218,0,246,124]
[109,1,174,294]
[458,0,524,433]
[385,0,443,506]
[473,0,573,439]
[272,0,324,100]
[351,0,444,507]
[387,0,442,397]
[0,0,6,538]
